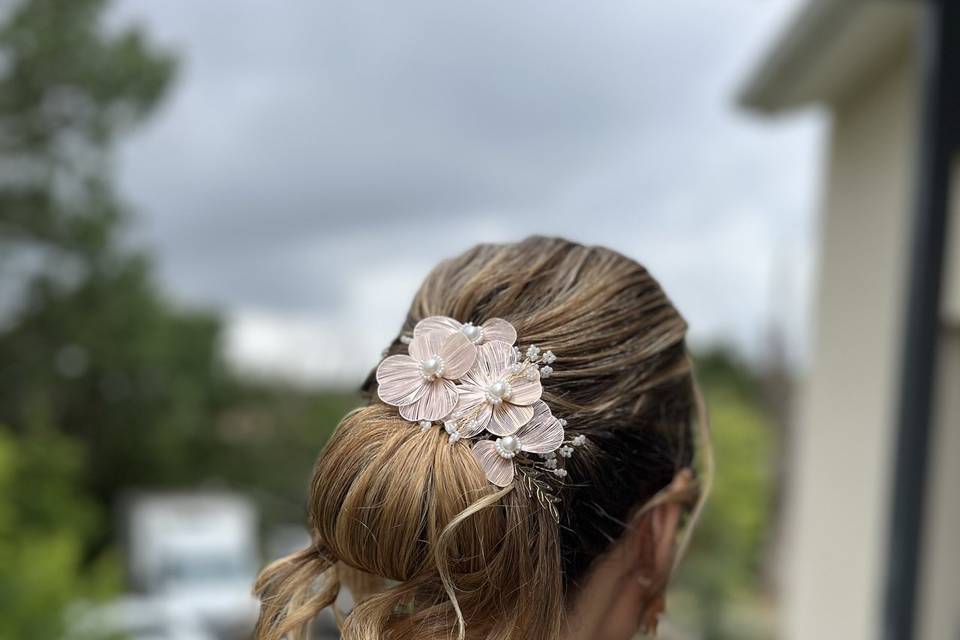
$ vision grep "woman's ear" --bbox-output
[649,469,693,582]
[565,469,694,640]
[629,469,692,634]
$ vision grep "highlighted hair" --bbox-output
[255,237,710,640]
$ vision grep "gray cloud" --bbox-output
[110,0,819,382]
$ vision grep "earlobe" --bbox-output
[633,503,681,634]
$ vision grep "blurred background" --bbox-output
[1,1,957,639]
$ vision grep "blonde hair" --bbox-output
[255,237,710,640]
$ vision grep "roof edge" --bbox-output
[739,0,918,115]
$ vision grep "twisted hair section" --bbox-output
[257,405,566,639]
[254,545,338,640]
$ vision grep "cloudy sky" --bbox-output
[110,0,823,386]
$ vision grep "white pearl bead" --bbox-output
[461,323,483,343]
[500,435,520,453]
[486,380,513,404]
[495,435,522,458]
[420,355,444,379]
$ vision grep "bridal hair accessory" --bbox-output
[375,316,586,516]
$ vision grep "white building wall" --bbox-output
[782,52,917,640]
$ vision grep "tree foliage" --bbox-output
[668,348,776,638]
[0,1,222,635]
[0,0,232,516]
[0,426,121,639]
[0,7,358,636]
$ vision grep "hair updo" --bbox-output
[254,236,708,640]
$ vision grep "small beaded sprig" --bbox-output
[512,344,557,379]
[537,433,587,476]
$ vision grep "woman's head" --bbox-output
[255,236,708,640]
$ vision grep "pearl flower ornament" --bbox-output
[413,315,518,346]
[376,318,477,421]
[374,315,581,512]
[472,401,565,487]
[444,340,542,437]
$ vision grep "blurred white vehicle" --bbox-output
[68,491,262,640]
[123,492,261,638]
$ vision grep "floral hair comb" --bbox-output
[375,316,586,516]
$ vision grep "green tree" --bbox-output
[0,425,121,639]
[0,0,173,255]
[0,2,247,633]
[669,349,777,639]
[0,0,233,514]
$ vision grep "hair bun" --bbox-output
[256,237,704,640]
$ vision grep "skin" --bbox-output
[564,470,693,640]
